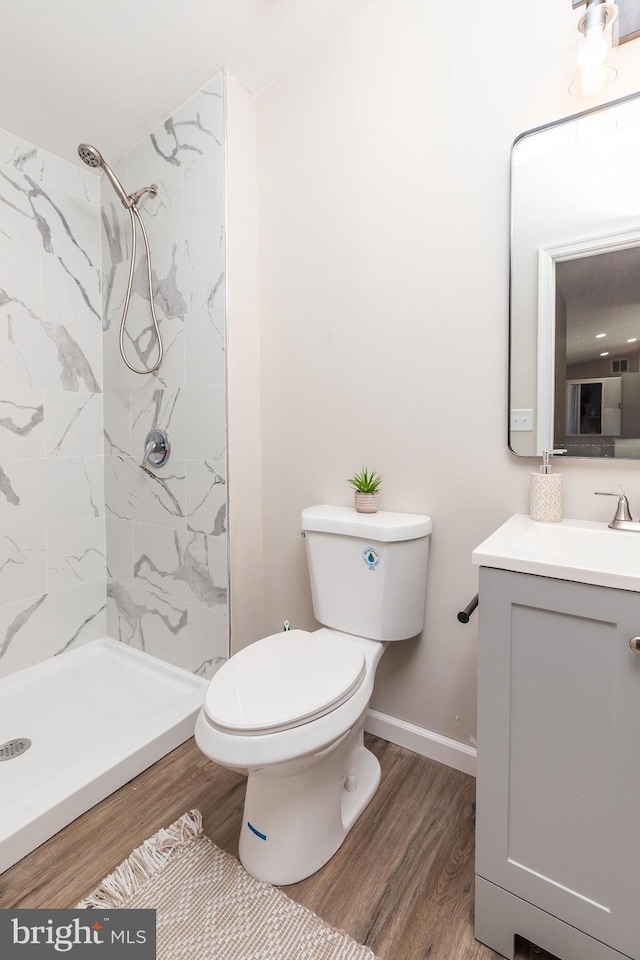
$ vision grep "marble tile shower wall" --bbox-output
[0,128,106,678]
[102,73,228,678]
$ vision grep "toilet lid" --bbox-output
[204,630,366,735]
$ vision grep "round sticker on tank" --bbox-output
[362,547,380,570]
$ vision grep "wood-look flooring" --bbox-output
[0,735,554,960]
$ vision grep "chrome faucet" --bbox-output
[594,491,640,531]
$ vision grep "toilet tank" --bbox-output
[301,505,432,641]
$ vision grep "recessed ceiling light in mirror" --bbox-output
[596,332,607,338]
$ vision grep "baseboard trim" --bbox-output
[365,708,477,777]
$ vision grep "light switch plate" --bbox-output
[511,409,533,432]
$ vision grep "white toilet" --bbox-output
[195,504,432,885]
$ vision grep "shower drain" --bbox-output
[0,738,32,761]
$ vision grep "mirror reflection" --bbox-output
[509,93,640,458]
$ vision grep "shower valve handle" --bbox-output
[142,429,170,468]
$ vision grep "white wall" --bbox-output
[251,0,640,746]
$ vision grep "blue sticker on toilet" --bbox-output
[247,821,267,840]
[362,547,380,570]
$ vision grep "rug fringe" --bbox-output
[76,809,203,909]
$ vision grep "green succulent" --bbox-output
[346,467,383,493]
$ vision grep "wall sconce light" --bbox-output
[571,0,640,96]
[570,0,620,96]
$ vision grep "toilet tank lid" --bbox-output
[301,505,432,541]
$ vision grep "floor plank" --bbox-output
[0,735,554,960]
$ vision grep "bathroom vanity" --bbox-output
[472,515,640,960]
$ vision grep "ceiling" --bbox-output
[0,0,372,165]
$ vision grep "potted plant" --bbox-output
[347,467,382,514]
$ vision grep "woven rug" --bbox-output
[76,809,379,960]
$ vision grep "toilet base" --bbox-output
[238,722,381,885]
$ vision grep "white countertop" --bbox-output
[472,514,640,592]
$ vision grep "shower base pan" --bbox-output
[0,637,207,874]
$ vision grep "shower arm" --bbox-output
[128,185,158,205]
[119,202,163,375]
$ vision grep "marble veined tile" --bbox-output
[0,232,41,312]
[0,389,45,458]
[131,241,189,324]
[0,457,104,527]
[103,391,132,456]
[134,112,193,186]
[0,232,102,392]
[0,128,40,177]
[41,247,100,334]
[111,138,190,324]
[131,387,179,456]
[127,81,229,323]
[0,127,100,208]
[0,313,102,393]
[186,459,226,535]
[169,73,224,166]
[44,391,103,457]
[38,148,101,207]
[185,602,227,678]
[183,121,225,319]
[102,171,188,390]
[105,516,133,583]
[107,578,187,669]
[0,147,100,259]
[133,523,227,611]
[99,78,229,673]
[47,517,106,592]
[184,293,226,388]
[101,189,129,334]
[101,113,190,387]
[101,213,185,392]
[105,454,186,529]
[0,524,47,606]
[171,385,226,462]
[129,121,185,197]
[0,158,101,318]
[0,580,107,679]
[102,299,185,393]
[41,179,101,269]
[200,72,224,114]
[130,192,189,323]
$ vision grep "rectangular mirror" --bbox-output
[510,92,640,458]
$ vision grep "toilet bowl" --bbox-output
[196,628,384,884]
[195,504,431,885]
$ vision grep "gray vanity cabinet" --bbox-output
[475,567,640,960]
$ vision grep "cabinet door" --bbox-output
[476,568,640,959]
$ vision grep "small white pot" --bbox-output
[354,491,380,514]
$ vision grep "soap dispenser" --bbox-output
[530,448,567,522]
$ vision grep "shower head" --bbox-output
[77,143,103,168]
[77,142,132,208]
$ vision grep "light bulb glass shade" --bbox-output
[570,1,619,98]
[573,64,617,96]
[577,25,609,69]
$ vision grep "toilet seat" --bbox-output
[204,629,366,736]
